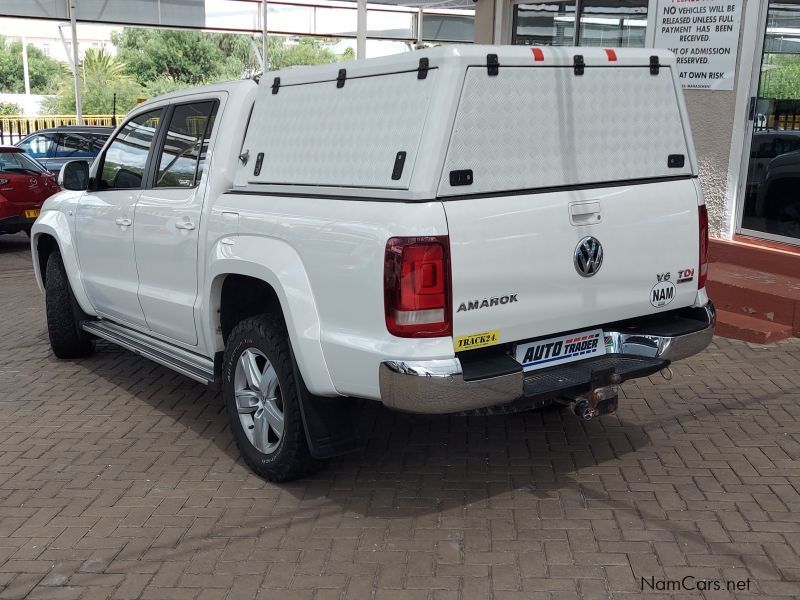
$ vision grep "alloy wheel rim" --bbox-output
[234,348,284,455]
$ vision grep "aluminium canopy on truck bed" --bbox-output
[233,46,697,200]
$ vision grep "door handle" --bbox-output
[115,218,132,227]
[569,201,602,225]
[175,219,196,231]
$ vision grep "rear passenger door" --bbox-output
[134,100,218,346]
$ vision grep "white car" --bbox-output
[31,46,714,481]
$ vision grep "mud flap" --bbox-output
[289,346,365,459]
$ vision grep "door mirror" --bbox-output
[58,160,90,191]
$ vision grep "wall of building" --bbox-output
[682,0,753,240]
[474,0,494,44]
[0,93,50,116]
[685,89,738,239]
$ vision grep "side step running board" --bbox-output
[82,320,215,384]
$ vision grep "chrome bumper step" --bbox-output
[522,354,666,400]
[82,320,215,384]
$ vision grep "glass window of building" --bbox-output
[578,1,648,48]
[512,2,577,46]
[742,1,800,242]
[512,0,647,48]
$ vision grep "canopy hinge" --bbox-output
[417,57,429,79]
[650,55,660,75]
[271,77,280,94]
[487,53,499,76]
[336,68,347,88]
[574,54,585,76]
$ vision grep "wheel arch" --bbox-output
[207,236,338,397]
[31,211,95,316]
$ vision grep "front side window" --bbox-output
[18,134,55,159]
[99,110,161,190]
[155,102,217,188]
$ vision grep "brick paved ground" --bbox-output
[1,232,800,600]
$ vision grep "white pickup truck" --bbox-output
[32,46,714,481]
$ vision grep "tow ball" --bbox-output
[559,367,621,421]
[567,386,619,421]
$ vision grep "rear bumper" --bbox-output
[379,302,715,414]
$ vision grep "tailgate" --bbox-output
[446,178,701,345]
[441,60,700,346]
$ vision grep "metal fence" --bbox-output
[0,115,124,145]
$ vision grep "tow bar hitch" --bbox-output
[560,366,621,421]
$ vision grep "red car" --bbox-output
[0,146,59,236]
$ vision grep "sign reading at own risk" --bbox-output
[654,0,742,91]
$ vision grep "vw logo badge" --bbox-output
[574,236,603,277]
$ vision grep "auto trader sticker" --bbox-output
[455,330,500,351]
[515,329,605,371]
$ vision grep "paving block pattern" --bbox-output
[1,232,800,599]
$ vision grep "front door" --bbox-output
[76,109,163,327]
[134,100,218,346]
[740,1,800,244]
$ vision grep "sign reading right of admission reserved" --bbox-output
[654,0,742,91]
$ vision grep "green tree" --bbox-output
[760,54,800,100]
[0,101,22,115]
[43,48,142,115]
[110,29,343,96]
[0,35,65,94]
[144,76,186,97]
[113,28,232,86]
[217,33,262,80]
[267,37,338,71]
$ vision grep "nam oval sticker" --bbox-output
[650,280,676,308]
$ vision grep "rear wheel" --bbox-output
[223,314,321,481]
[45,252,95,359]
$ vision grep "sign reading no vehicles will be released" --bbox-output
[654,0,742,91]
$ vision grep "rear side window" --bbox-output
[155,101,217,188]
[100,110,161,190]
[55,133,104,158]
[18,134,54,159]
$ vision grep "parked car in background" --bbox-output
[16,126,112,173]
[0,147,59,236]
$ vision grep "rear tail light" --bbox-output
[698,204,709,289]
[384,236,452,338]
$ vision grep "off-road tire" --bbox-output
[223,314,321,482]
[45,252,95,359]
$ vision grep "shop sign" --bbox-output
[654,0,742,91]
